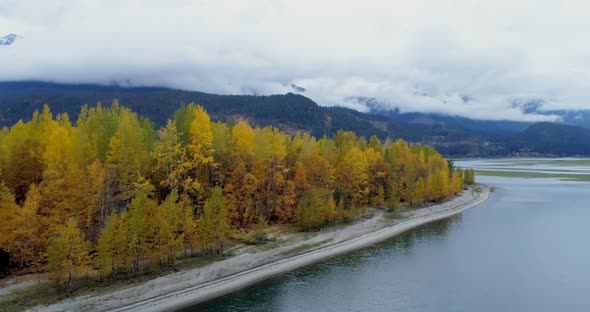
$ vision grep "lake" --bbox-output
[182,159,590,312]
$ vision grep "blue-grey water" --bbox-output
[182,159,590,312]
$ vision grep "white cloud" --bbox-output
[1,0,590,121]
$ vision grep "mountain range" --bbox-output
[350,96,590,133]
[1,81,590,157]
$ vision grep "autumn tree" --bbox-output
[46,218,92,290]
[147,190,184,266]
[334,147,369,210]
[96,213,117,277]
[1,120,43,204]
[198,187,230,254]
[85,160,108,238]
[178,194,198,257]
[295,187,336,231]
[129,190,155,271]
[173,103,198,146]
[111,212,131,271]
[38,122,91,240]
[106,108,151,205]
[224,161,259,226]
[463,169,475,185]
[223,120,258,225]
[76,102,121,162]
[153,120,187,197]
[299,138,333,191]
[410,178,426,206]
[450,171,464,194]
[0,184,42,268]
[185,105,215,199]
[252,127,290,220]
[364,147,390,206]
[231,119,256,160]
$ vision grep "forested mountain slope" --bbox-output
[1,81,589,156]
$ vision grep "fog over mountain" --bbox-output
[2,0,590,121]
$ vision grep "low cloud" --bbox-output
[1,0,590,121]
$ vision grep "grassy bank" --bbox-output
[0,255,226,312]
[475,170,590,181]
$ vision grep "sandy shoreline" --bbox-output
[28,186,490,312]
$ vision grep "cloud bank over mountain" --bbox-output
[1,0,589,121]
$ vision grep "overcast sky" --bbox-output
[1,0,590,121]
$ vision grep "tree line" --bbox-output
[0,102,474,289]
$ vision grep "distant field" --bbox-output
[486,159,590,166]
[475,170,590,181]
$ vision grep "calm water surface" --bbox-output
[183,159,590,312]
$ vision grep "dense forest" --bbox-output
[0,101,472,289]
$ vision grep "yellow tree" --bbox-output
[334,147,369,209]
[2,120,44,204]
[364,147,389,206]
[112,211,131,271]
[411,178,426,206]
[38,124,78,239]
[77,102,121,162]
[425,174,435,202]
[224,161,259,226]
[450,171,464,195]
[37,118,102,241]
[0,184,42,268]
[179,194,198,257]
[252,127,289,220]
[96,213,117,277]
[106,109,150,204]
[333,131,357,162]
[173,103,198,145]
[300,138,334,190]
[198,187,230,254]
[294,162,310,199]
[231,120,256,160]
[153,120,187,196]
[14,185,42,267]
[65,165,98,240]
[295,187,336,231]
[423,154,450,201]
[368,135,384,154]
[224,120,258,225]
[147,190,184,266]
[185,105,215,198]
[396,153,425,203]
[0,184,20,258]
[86,160,108,233]
[211,121,231,162]
[210,121,232,187]
[438,170,450,199]
[272,176,296,223]
[463,169,475,185]
[46,218,92,290]
[126,190,153,271]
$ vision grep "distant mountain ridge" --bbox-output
[514,122,590,156]
[1,81,590,157]
[356,96,590,132]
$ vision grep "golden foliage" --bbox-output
[0,104,465,285]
